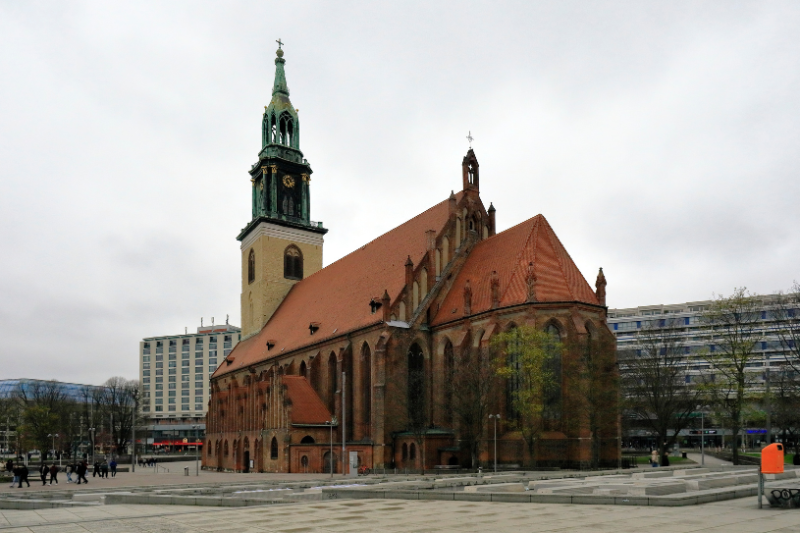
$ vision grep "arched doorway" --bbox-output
[243,437,250,473]
[322,451,337,473]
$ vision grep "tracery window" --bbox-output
[284,245,303,280]
[543,324,563,420]
[407,343,425,428]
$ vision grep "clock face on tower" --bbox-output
[282,175,295,188]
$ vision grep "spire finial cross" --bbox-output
[467,131,474,148]
[276,38,284,49]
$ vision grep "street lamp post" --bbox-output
[701,411,705,467]
[325,418,336,479]
[88,428,96,467]
[488,415,500,473]
[47,434,60,466]
[191,425,199,476]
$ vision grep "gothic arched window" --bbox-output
[270,437,278,459]
[248,249,255,284]
[444,340,454,425]
[284,245,303,280]
[544,323,563,421]
[279,113,294,146]
[407,343,425,428]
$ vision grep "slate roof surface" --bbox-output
[282,376,332,425]
[214,193,462,378]
[431,214,599,326]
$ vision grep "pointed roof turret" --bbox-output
[272,46,290,97]
[260,43,303,162]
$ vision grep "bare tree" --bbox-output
[621,318,702,466]
[569,330,620,468]
[448,340,500,468]
[773,282,800,373]
[769,368,800,457]
[96,377,139,457]
[384,343,431,473]
[701,287,761,465]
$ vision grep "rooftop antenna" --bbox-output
[201,317,204,327]
[226,314,229,325]
[185,327,187,334]
[211,317,215,327]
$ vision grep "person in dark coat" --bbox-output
[18,464,30,488]
[39,463,48,485]
[93,461,100,477]
[49,464,58,484]
[8,463,18,488]
[76,461,88,484]
[109,459,117,477]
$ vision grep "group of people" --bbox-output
[5,457,118,488]
[138,457,159,467]
[87,459,118,478]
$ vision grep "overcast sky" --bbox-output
[1,1,798,384]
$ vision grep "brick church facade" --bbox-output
[204,46,619,473]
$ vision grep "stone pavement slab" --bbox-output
[0,496,798,532]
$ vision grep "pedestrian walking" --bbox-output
[39,463,48,485]
[10,465,19,488]
[5,459,12,474]
[650,449,658,467]
[49,464,59,485]
[76,461,88,485]
[65,463,73,483]
[109,459,117,477]
[93,461,100,477]
[101,459,109,478]
[18,465,30,488]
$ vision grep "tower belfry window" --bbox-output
[468,164,475,185]
[284,245,303,280]
[248,249,255,284]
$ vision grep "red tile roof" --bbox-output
[432,214,599,325]
[282,376,332,425]
[214,194,462,377]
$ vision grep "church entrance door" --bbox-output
[243,451,250,473]
[323,451,337,474]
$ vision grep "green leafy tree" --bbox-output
[19,405,59,455]
[700,287,760,465]
[494,326,559,467]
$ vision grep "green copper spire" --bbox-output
[272,47,290,97]
[260,43,302,161]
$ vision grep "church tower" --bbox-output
[237,43,327,339]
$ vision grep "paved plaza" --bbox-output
[3,461,800,531]
[1,496,800,532]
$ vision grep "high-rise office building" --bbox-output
[139,321,240,449]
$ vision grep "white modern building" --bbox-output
[609,296,795,388]
[139,321,240,426]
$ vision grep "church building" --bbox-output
[204,46,619,473]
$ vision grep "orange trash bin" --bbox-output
[761,443,784,474]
